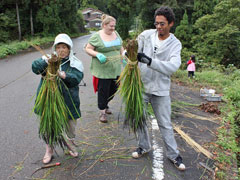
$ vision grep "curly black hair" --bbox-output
[154,6,175,24]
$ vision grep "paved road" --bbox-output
[0,34,217,180]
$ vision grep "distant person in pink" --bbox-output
[187,55,196,78]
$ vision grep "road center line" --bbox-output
[151,117,164,180]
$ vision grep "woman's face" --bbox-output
[103,20,116,34]
[55,43,70,59]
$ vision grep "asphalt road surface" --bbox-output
[0,33,217,180]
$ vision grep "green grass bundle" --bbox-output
[117,39,146,133]
[34,54,71,148]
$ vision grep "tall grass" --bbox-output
[117,40,146,133]
[34,54,72,148]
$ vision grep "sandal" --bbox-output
[69,150,78,158]
[43,147,53,164]
[64,135,79,158]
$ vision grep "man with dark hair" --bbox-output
[132,6,185,171]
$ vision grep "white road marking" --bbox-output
[151,117,164,180]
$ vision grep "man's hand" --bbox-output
[137,53,152,65]
[96,53,107,63]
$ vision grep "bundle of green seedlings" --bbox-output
[34,54,72,148]
[117,39,146,133]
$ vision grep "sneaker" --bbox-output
[171,155,186,171]
[132,147,149,158]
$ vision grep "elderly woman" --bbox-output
[32,34,84,164]
[85,14,125,123]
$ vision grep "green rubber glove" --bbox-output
[122,59,127,67]
[96,53,106,63]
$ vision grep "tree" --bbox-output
[28,0,40,36]
[77,9,86,32]
[0,13,17,42]
[107,0,136,39]
[175,10,193,49]
[0,1,19,42]
[139,0,163,29]
[36,0,82,36]
[192,0,219,23]
[192,0,240,67]
[16,1,21,40]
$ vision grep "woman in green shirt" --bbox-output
[85,14,125,123]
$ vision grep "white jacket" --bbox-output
[138,29,182,96]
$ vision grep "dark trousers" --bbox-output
[188,71,195,78]
[97,77,119,110]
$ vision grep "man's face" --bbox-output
[55,43,70,59]
[154,15,174,40]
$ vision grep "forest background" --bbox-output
[1,0,239,67]
[0,0,239,179]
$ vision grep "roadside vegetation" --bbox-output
[172,62,240,179]
[0,32,88,59]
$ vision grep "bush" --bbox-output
[0,36,54,59]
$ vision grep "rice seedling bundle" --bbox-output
[34,54,70,148]
[117,39,146,133]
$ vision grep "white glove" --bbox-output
[42,54,51,64]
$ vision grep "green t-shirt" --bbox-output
[88,31,123,79]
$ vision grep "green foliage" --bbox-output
[77,9,86,32]
[0,36,54,58]
[130,16,144,34]
[192,0,219,22]
[192,0,240,67]
[78,0,97,10]
[175,10,193,48]
[107,0,136,39]
[79,0,109,12]
[0,0,85,42]
[0,10,17,42]
[36,1,64,35]
[138,0,158,29]
[224,80,240,107]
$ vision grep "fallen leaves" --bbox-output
[200,102,221,115]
